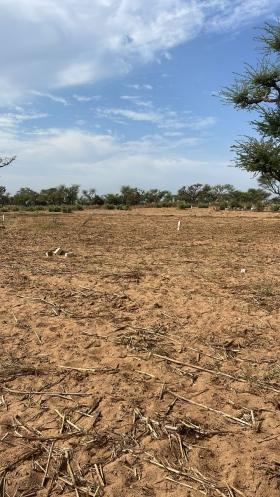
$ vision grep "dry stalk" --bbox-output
[42,441,55,487]
[167,390,252,427]
[154,353,280,393]
[2,387,93,398]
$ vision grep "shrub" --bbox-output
[271,204,280,212]
[254,202,265,212]
[229,201,243,209]
[62,206,73,213]
[116,204,130,210]
[197,202,209,208]
[177,201,192,209]
[75,204,84,211]
[48,206,61,212]
[24,206,37,211]
[104,204,115,210]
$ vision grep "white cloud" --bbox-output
[120,95,139,100]
[0,0,278,103]
[126,84,153,91]
[73,94,102,102]
[30,91,68,105]
[0,112,48,130]
[96,105,216,131]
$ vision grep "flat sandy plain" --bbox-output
[0,208,279,497]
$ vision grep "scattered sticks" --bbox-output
[153,353,280,393]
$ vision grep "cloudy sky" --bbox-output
[1,0,280,193]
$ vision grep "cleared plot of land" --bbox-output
[0,208,280,497]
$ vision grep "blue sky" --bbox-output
[1,0,280,194]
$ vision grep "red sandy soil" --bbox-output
[0,208,279,497]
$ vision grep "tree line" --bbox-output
[0,183,278,211]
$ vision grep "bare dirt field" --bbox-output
[0,207,280,497]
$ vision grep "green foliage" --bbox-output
[143,189,173,205]
[177,183,203,203]
[116,204,130,210]
[120,185,143,205]
[197,202,209,208]
[62,206,73,213]
[177,200,191,209]
[48,206,62,212]
[222,21,280,195]
[271,203,280,211]
[0,183,275,212]
[104,193,122,206]
[217,202,227,210]
[233,138,280,181]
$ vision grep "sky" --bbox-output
[1,0,280,194]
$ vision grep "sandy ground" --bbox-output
[0,207,279,497]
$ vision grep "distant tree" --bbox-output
[222,22,280,195]
[13,187,38,206]
[177,184,204,204]
[211,184,235,201]
[104,193,122,206]
[80,188,105,205]
[81,188,96,204]
[0,186,8,205]
[64,184,80,204]
[197,184,216,204]
[37,185,80,205]
[38,187,64,205]
[120,185,144,205]
[143,189,173,204]
[245,188,270,204]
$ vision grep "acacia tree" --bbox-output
[222,22,280,195]
[0,156,16,169]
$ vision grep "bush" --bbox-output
[177,201,192,210]
[104,204,115,210]
[254,202,265,212]
[62,206,73,213]
[48,206,61,212]
[75,204,84,211]
[271,203,280,212]
[197,202,209,208]
[24,206,37,211]
[229,201,242,210]
[116,204,130,210]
